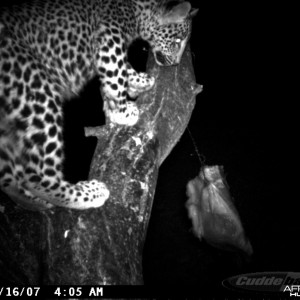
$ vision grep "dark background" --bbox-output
[1,0,295,296]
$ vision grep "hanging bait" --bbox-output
[186,166,253,255]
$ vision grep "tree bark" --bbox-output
[0,46,202,285]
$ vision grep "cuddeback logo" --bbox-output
[222,272,300,295]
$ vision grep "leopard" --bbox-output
[0,0,198,210]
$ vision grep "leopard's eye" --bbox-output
[175,38,181,44]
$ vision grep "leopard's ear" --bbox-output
[160,2,196,24]
[190,7,199,18]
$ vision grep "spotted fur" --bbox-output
[0,0,197,210]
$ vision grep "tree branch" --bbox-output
[0,46,202,285]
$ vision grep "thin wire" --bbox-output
[187,126,206,167]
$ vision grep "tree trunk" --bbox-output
[0,46,202,285]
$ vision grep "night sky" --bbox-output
[1,0,295,297]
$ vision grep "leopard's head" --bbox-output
[147,1,198,66]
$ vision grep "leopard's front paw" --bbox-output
[105,102,139,126]
[127,72,155,98]
[75,180,110,208]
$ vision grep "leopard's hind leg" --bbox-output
[0,41,109,210]
[19,85,110,210]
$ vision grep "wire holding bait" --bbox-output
[186,126,206,167]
